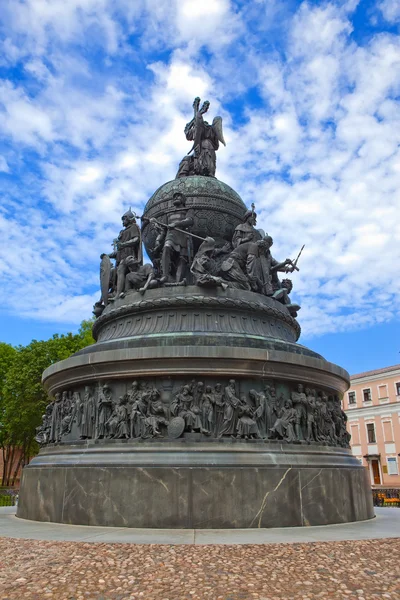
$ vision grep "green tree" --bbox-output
[0,320,95,486]
[0,343,18,486]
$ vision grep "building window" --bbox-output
[348,391,356,405]
[363,389,372,402]
[387,458,398,476]
[396,382,400,396]
[367,423,376,443]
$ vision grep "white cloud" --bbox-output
[379,0,400,23]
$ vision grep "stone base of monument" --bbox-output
[17,280,374,528]
[17,440,373,528]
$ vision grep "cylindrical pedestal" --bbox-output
[17,287,374,528]
[17,440,373,528]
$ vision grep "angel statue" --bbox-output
[176,97,226,179]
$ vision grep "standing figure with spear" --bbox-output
[154,191,195,284]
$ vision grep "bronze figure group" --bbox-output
[36,379,350,448]
[92,97,303,317]
[94,200,301,317]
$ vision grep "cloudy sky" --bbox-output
[0,0,399,374]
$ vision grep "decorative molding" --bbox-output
[346,403,400,420]
[93,292,301,341]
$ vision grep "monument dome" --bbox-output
[142,175,247,258]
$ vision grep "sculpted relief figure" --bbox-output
[213,383,225,437]
[218,380,241,437]
[291,383,307,441]
[49,392,63,443]
[143,388,169,437]
[96,383,113,439]
[200,385,214,435]
[35,402,53,445]
[130,385,148,438]
[269,399,297,442]
[80,386,96,439]
[176,97,226,178]
[114,396,130,439]
[236,397,259,439]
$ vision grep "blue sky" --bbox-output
[0,0,399,376]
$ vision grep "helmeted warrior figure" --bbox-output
[101,208,143,301]
[232,204,262,248]
[159,192,194,283]
[176,97,226,178]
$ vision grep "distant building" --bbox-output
[343,364,400,488]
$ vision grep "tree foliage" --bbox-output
[0,319,95,485]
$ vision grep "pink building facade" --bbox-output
[343,364,400,488]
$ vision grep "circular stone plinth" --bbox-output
[17,440,374,528]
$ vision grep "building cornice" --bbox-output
[346,403,400,421]
[351,369,400,385]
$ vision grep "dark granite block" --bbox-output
[191,467,301,529]
[299,467,374,526]
[61,467,190,528]
[17,467,65,524]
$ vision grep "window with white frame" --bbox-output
[396,382,400,396]
[363,388,372,402]
[348,391,356,405]
[387,457,398,475]
[367,423,376,443]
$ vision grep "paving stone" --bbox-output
[0,538,399,599]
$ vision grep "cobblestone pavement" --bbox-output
[0,537,399,600]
